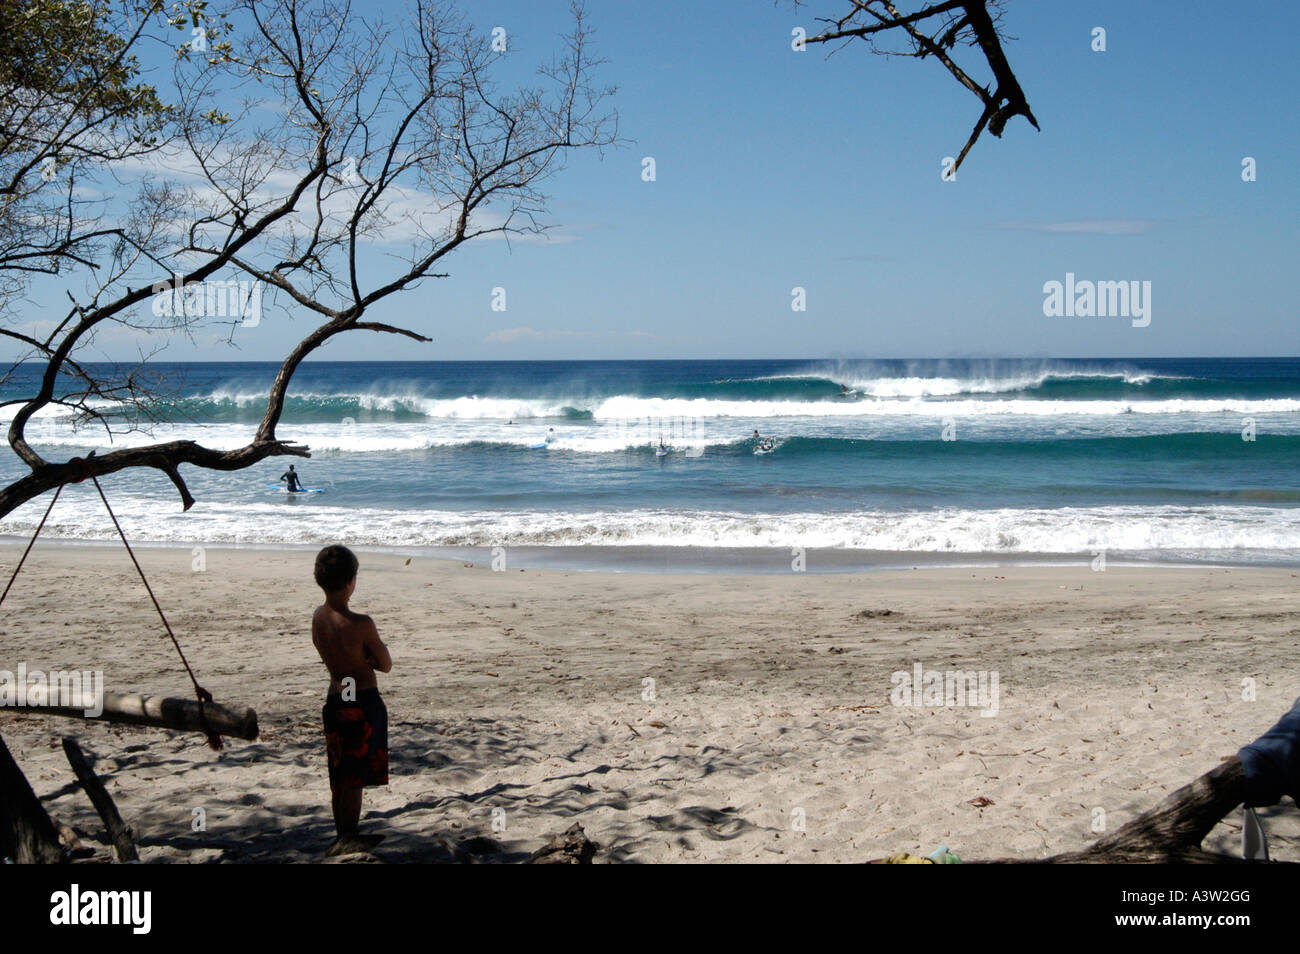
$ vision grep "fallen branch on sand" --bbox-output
[977,756,1256,864]
[438,823,601,865]
[61,737,138,863]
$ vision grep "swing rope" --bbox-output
[1,457,223,750]
[0,483,63,608]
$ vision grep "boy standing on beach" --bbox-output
[311,544,392,855]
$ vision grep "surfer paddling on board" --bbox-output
[281,464,304,493]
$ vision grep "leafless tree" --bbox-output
[0,0,616,517]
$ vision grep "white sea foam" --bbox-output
[6,499,1299,553]
[759,362,1165,396]
[13,400,1300,456]
[5,381,1290,432]
[843,370,1155,397]
[592,395,1300,419]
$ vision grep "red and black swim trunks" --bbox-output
[323,687,389,790]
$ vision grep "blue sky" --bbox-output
[15,0,1300,361]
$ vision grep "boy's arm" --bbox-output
[362,618,392,673]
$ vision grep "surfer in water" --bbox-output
[281,464,304,493]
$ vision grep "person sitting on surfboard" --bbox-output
[281,464,304,493]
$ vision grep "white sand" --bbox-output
[2,543,1298,862]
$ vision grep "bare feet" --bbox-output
[325,833,385,857]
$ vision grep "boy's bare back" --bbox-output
[312,604,392,694]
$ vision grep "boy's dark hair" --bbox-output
[315,545,359,592]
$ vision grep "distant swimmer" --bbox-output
[281,464,304,493]
[752,429,761,440]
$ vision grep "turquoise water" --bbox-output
[2,357,1297,567]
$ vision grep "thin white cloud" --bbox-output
[484,327,576,344]
[110,146,579,248]
[995,218,1158,235]
[483,328,661,344]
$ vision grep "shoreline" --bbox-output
[2,543,1298,862]
[2,536,1295,574]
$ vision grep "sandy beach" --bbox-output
[2,542,1298,863]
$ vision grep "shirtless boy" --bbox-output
[311,544,392,855]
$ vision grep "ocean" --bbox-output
[2,357,1298,571]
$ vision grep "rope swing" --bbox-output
[1,454,225,750]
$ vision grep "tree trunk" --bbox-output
[0,731,64,863]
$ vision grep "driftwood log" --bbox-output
[61,737,138,862]
[440,823,601,864]
[982,757,1255,864]
[525,823,600,864]
[11,688,258,741]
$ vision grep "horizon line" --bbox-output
[4,355,1298,365]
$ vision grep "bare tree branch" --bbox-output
[797,0,1037,171]
[0,0,617,518]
